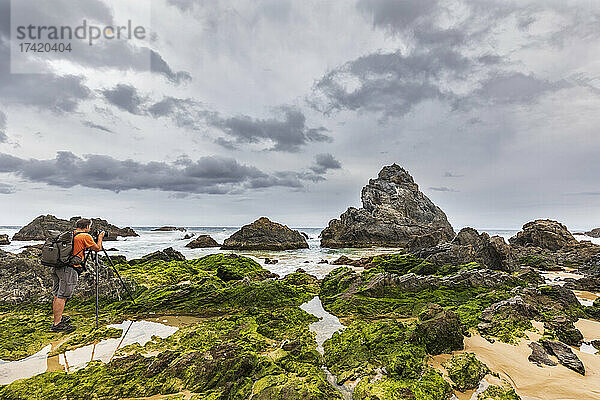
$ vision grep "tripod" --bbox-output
[82,248,136,329]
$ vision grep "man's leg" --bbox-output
[53,297,66,326]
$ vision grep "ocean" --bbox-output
[1,226,598,279]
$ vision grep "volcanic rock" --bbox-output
[320,164,455,248]
[12,215,138,241]
[185,235,220,248]
[540,339,585,375]
[221,217,308,250]
[509,220,578,250]
[0,234,9,245]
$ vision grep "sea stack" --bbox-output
[221,217,309,250]
[320,164,455,248]
[12,215,138,241]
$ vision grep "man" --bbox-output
[51,218,104,332]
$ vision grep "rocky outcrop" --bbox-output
[539,339,585,375]
[411,303,464,355]
[509,220,578,250]
[411,228,513,271]
[221,217,308,250]
[0,248,134,304]
[185,235,220,248]
[320,164,455,248]
[543,315,583,346]
[584,228,600,238]
[0,234,9,245]
[12,215,138,241]
[128,247,185,265]
[152,226,186,232]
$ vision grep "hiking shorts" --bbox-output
[52,266,79,299]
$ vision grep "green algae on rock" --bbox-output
[477,385,521,400]
[442,353,489,392]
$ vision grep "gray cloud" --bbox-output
[82,120,113,133]
[310,153,342,174]
[0,110,6,143]
[101,84,145,115]
[150,50,192,85]
[443,171,464,178]
[0,151,337,195]
[0,183,15,194]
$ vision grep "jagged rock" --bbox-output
[509,220,578,250]
[0,248,135,304]
[300,232,309,239]
[443,353,489,391]
[181,233,194,240]
[264,258,278,264]
[544,315,583,346]
[584,228,600,238]
[185,235,220,248]
[317,259,328,264]
[540,339,585,375]
[331,255,375,268]
[411,303,464,355]
[479,296,539,323]
[411,228,513,271]
[129,247,186,265]
[321,164,455,248]
[221,217,308,250]
[359,269,520,297]
[528,342,557,367]
[152,226,186,232]
[0,234,9,245]
[12,215,138,241]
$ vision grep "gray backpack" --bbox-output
[41,230,84,267]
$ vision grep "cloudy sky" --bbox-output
[0,0,599,230]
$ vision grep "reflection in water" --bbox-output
[0,320,178,385]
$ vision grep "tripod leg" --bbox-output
[95,253,99,330]
[101,249,136,304]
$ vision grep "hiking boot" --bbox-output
[61,315,71,324]
[51,321,75,333]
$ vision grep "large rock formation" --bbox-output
[585,228,600,238]
[221,217,309,250]
[0,234,9,245]
[185,235,220,248]
[509,220,578,250]
[151,226,186,232]
[320,164,455,248]
[12,215,138,241]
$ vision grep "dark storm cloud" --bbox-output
[0,110,6,143]
[0,151,340,194]
[207,106,332,152]
[0,183,15,194]
[310,153,342,174]
[82,120,113,133]
[101,84,145,115]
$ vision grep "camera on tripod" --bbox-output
[91,229,110,241]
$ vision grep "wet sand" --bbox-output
[430,330,600,400]
[576,319,600,341]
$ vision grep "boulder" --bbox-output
[320,164,455,248]
[128,247,186,265]
[0,234,9,245]
[185,235,220,248]
[152,226,186,232]
[0,248,135,304]
[528,342,557,367]
[221,217,308,250]
[182,233,194,240]
[540,339,585,375]
[264,258,278,264]
[584,228,600,238]
[411,228,513,271]
[12,215,138,241]
[442,353,489,391]
[478,296,539,323]
[411,303,464,355]
[509,220,578,250]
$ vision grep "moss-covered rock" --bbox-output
[51,326,123,355]
[353,367,453,400]
[411,303,464,355]
[477,385,521,400]
[442,353,489,391]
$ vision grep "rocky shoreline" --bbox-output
[1,164,600,399]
